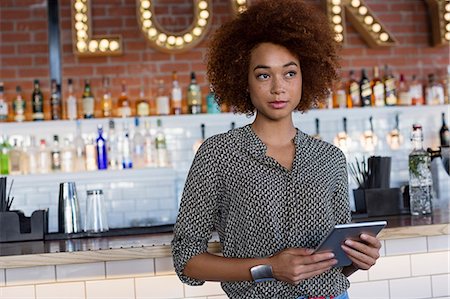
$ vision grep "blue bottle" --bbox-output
[96,124,108,170]
[206,85,221,114]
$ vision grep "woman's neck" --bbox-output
[251,115,296,146]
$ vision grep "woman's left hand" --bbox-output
[341,233,382,270]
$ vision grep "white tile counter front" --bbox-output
[0,219,449,299]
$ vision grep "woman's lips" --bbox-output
[269,101,288,109]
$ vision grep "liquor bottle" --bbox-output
[9,139,22,175]
[73,120,86,172]
[13,86,26,122]
[132,117,145,169]
[61,138,75,173]
[66,78,78,120]
[359,68,372,107]
[312,118,321,139]
[408,124,432,215]
[27,136,39,174]
[107,119,121,170]
[371,66,385,107]
[332,80,346,109]
[0,136,11,174]
[38,139,51,174]
[50,79,62,120]
[19,139,29,175]
[192,123,205,154]
[206,84,221,113]
[32,79,45,121]
[136,87,150,117]
[440,112,450,146]
[82,80,95,118]
[155,119,170,167]
[85,137,97,171]
[425,74,445,105]
[171,71,182,115]
[156,80,170,115]
[0,82,7,121]
[346,70,360,108]
[187,72,202,114]
[144,120,156,167]
[121,124,133,169]
[101,77,113,118]
[383,65,398,106]
[397,74,411,106]
[410,75,424,105]
[117,81,131,118]
[96,124,108,170]
[51,135,61,171]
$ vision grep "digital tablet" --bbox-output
[314,220,387,267]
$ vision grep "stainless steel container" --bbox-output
[58,182,82,234]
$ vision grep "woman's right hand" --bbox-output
[268,248,337,285]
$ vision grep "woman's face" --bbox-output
[247,42,302,122]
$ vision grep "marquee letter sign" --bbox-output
[72,0,123,56]
[325,0,397,48]
[426,0,450,46]
[136,0,213,53]
[72,0,248,55]
[72,0,444,56]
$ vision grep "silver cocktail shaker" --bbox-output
[58,182,82,234]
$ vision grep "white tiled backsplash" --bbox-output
[2,105,449,232]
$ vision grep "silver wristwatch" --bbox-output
[250,265,275,283]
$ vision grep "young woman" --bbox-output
[172,1,382,298]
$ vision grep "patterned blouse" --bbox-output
[172,124,351,298]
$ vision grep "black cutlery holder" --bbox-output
[353,188,408,217]
[0,209,48,243]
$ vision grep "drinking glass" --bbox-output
[84,189,109,232]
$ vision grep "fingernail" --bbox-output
[328,253,335,259]
[345,239,352,246]
[361,234,368,239]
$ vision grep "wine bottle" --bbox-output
[50,79,62,120]
[32,79,45,121]
[117,81,131,118]
[383,65,397,106]
[346,70,360,108]
[13,85,26,122]
[440,112,450,146]
[136,87,150,117]
[82,80,95,119]
[66,78,78,120]
[359,68,372,107]
[187,72,202,114]
[371,66,385,107]
[101,77,113,117]
[171,71,182,115]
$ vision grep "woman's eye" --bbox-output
[256,73,270,80]
[286,71,297,78]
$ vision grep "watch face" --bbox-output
[251,265,275,282]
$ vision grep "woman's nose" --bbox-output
[270,76,285,94]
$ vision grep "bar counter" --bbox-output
[1,208,449,269]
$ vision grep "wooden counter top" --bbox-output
[1,209,449,269]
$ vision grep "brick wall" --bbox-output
[0,0,449,117]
